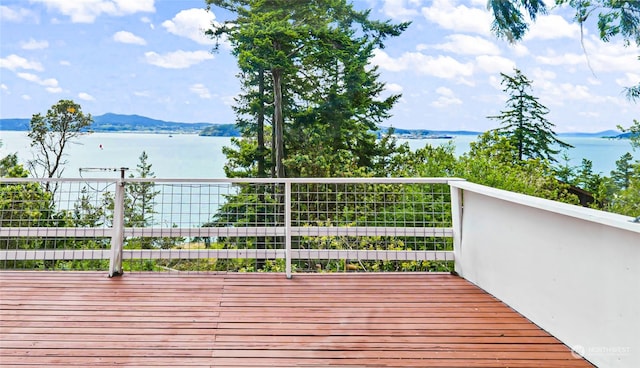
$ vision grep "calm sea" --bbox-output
[1,131,636,178]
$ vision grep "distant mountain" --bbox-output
[91,113,214,133]
[378,126,480,138]
[0,114,630,139]
[199,125,240,137]
[0,113,222,134]
[557,130,622,138]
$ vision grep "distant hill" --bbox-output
[91,113,214,133]
[199,125,240,137]
[0,114,629,139]
[0,113,222,134]
[557,130,622,138]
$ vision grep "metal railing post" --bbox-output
[285,181,292,279]
[109,177,126,277]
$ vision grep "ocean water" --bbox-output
[1,131,636,178]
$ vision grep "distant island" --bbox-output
[0,113,627,139]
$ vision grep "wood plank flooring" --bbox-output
[0,272,594,367]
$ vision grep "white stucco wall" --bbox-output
[449,181,640,368]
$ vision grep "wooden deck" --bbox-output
[0,272,594,367]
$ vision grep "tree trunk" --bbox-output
[257,67,266,178]
[272,68,285,178]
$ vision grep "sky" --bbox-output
[0,0,638,133]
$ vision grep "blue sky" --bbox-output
[0,0,638,132]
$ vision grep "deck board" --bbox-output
[0,272,594,367]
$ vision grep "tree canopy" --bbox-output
[27,100,93,190]
[488,68,572,163]
[206,0,409,178]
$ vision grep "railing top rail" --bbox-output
[0,177,120,183]
[0,177,466,184]
[450,180,640,234]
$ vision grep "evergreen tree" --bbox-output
[488,68,572,163]
[124,151,160,249]
[206,0,408,178]
[611,152,634,190]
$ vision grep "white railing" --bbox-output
[0,177,463,277]
[449,181,640,368]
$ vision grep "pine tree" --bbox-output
[488,68,572,163]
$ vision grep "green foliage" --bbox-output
[27,100,93,187]
[488,0,547,42]
[488,68,572,163]
[487,1,640,101]
[607,162,640,217]
[455,131,577,203]
[0,153,19,178]
[610,152,634,190]
[618,119,640,150]
[489,0,640,46]
[207,0,409,178]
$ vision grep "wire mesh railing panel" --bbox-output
[0,179,115,270]
[0,178,457,274]
[121,181,286,273]
[289,182,454,273]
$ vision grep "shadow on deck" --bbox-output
[0,272,594,367]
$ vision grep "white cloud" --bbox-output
[429,34,501,56]
[16,72,62,92]
[616,73,640,88]
[141,16,155,29]
[587,77,602,86]
[488,75,502,90]
[531,67,556,81]
[0,84,8,91]
[508,43,529,57]
[385,83,404,93]
[535,51,586,67]
[421,0,491,36]
[134,90,151,97]
[432,86,462,107]
[21,38,49,50]
[221,94,236,106]
[78,92,95,101]
[0,5,36,22]
[0,54,44,72]
[535,38,639,75]
[538,82,596,106]
[583,38,640,74]
[113,31,146,45]
[60,60,71,66]
[371,49,406,72]
[579,111,600,118]
[372,49,474,80]
[30,0,155,23]
[382,0,419,20]
[190,83,211,99]
[162,8,216,45]
[524,14,581,41]
[474,55,516,74]
[22,94,32,100]
[144,50,214,69]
